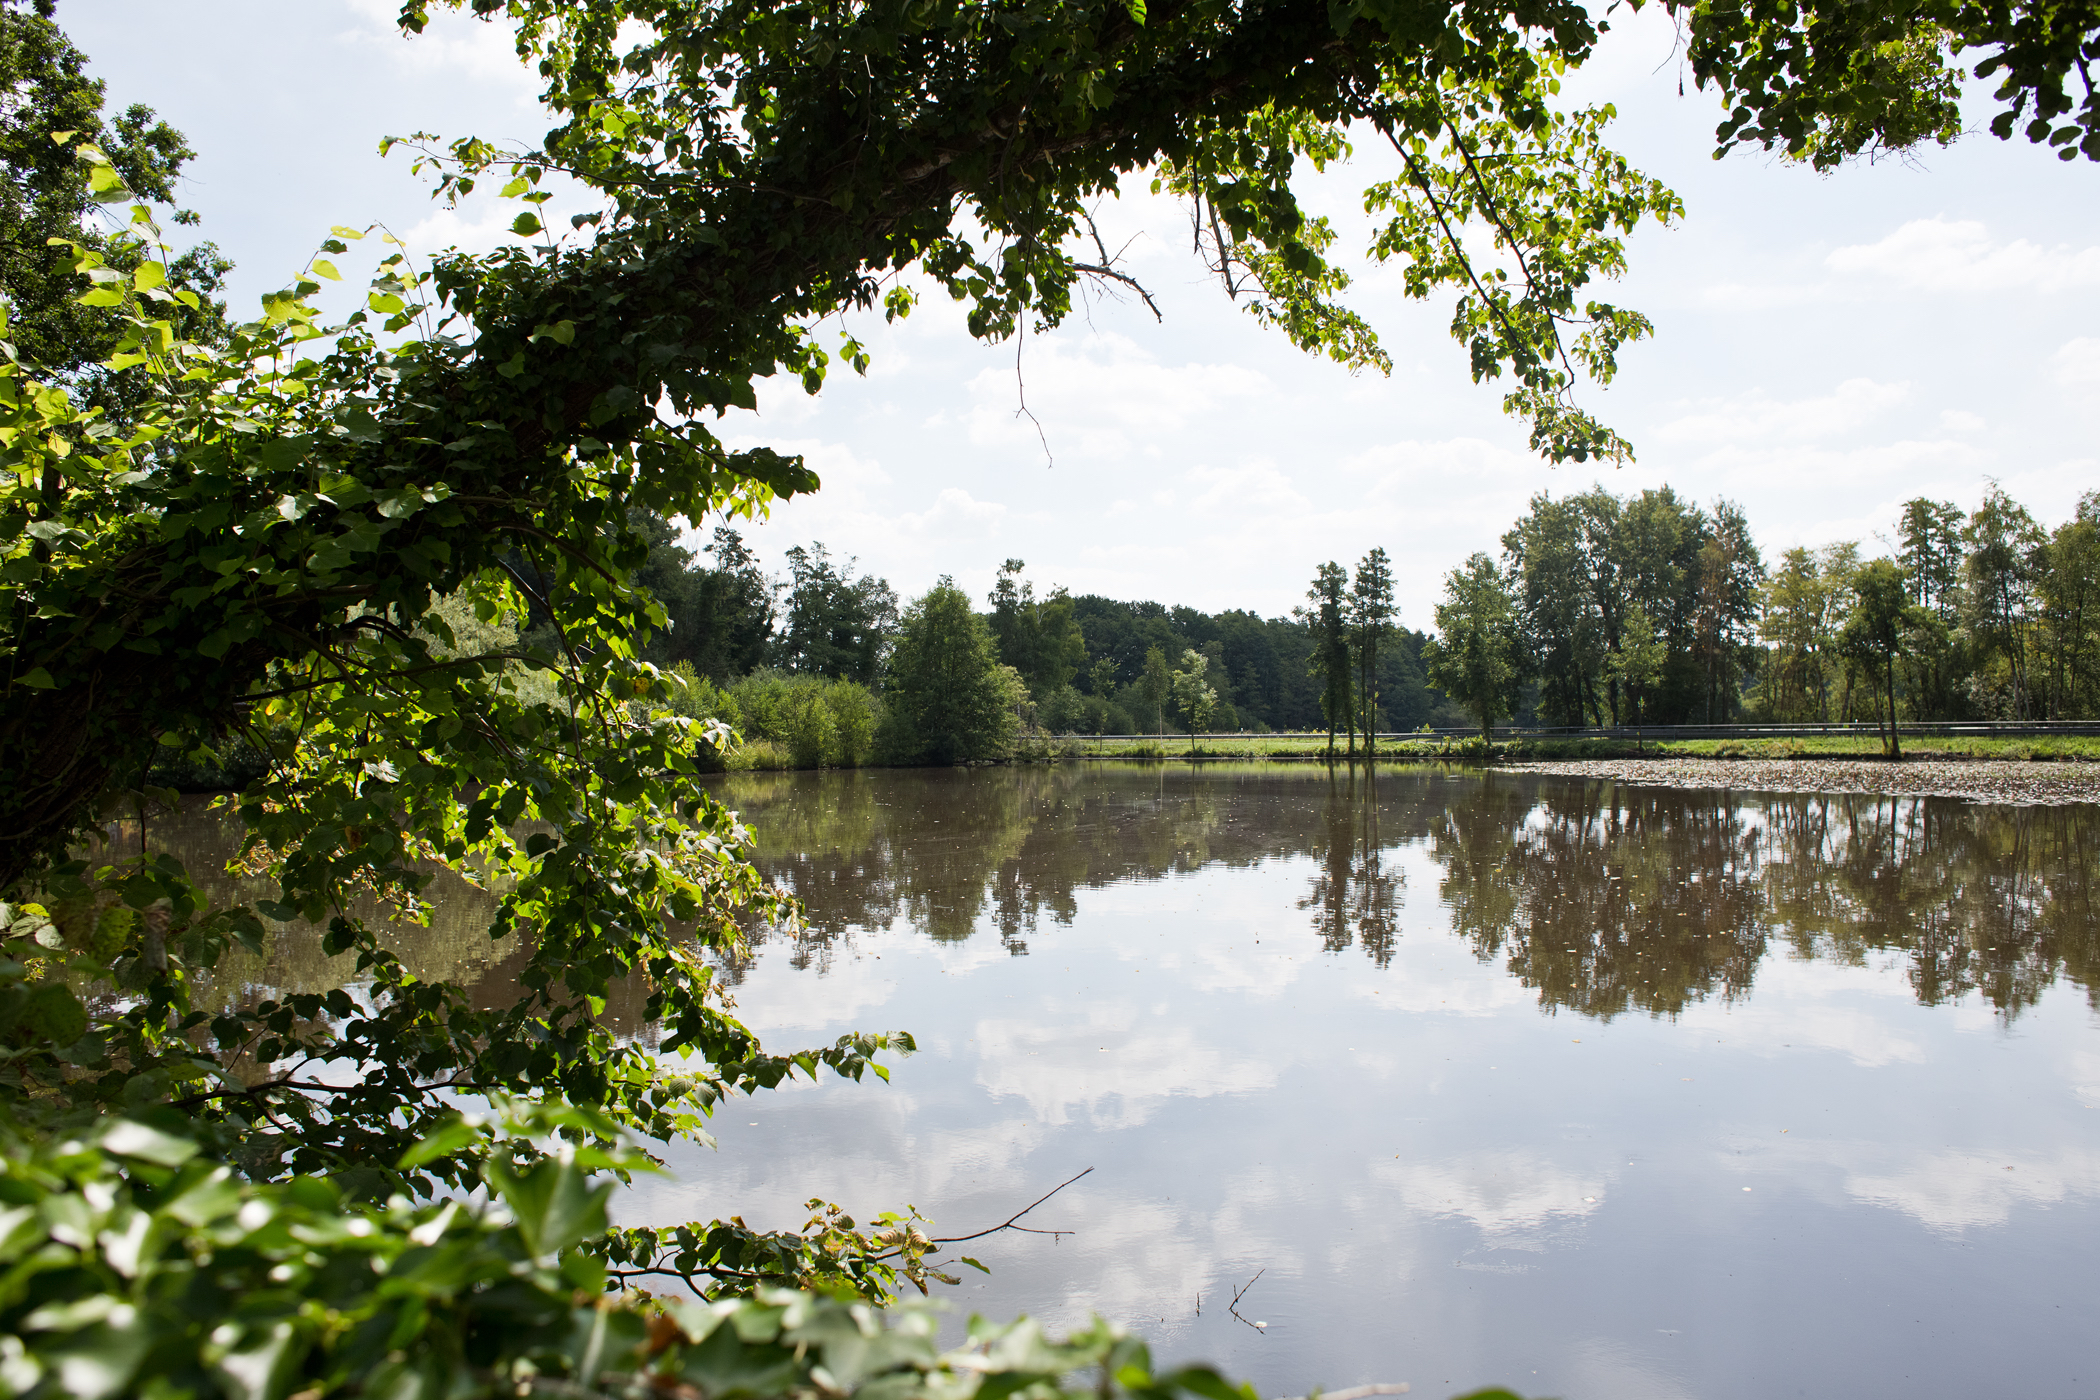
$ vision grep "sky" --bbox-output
[63,1,2100,628]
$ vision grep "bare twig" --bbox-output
[1227,1267,1267,1331]
[1071,263,1164,321]
[1275,1386,1411,1400]
[1012,319,1054,468]
[933,1166,1093,1244]
[1075,209,1162,321]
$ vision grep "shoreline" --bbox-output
[1491,756,2100,806]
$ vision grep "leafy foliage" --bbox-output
[0,0,230,411]
[774,544,898,686]
[881,581,1024,764]
[1423,553,1524,737]
[0,1100,1278,1400]
[1670,0,2100,165]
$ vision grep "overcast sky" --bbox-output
[65,1,2098,627]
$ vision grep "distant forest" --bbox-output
[616,478,2100,736]
[616,521,1453,734]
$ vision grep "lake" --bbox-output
[176,764,2100,1400]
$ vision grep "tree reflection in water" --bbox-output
[721,766,2098,1025]
[137,766,2098,1028]
[1298,765,1402,965]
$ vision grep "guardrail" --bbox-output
[1065,721,2100,742]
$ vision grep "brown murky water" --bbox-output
[163,765,2100,1399]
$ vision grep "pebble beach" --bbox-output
[1497,755,2100,806]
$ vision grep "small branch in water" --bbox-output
[1228,1267,1267,1331]
[1275,1387,1412,1400]
[933,1166,1093,1244]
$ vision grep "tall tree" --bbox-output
[1169,648,1217,751]
[988,559,1088,696]
[2037,493,2100,718]
[1349,547,1396,755]
[1758,543,1859,720]
[1139,645,1172,737]
[1423,553,1523,738]
[1962,485,2046,718]
[1841,557,1910,757]
[774,543,898,685]
[1689,500,1764,721]
[687,526,775,679]
[880,579,1021,764]
[1301,561,1354,757]
[1607,600,1667,724]
[0,0,231,417]
[1897,497,1965,619]
[1893,500,1966,719]
[1503,492,1606,726]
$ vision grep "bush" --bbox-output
[727,738,793,771]
[1037,683,1087,735]
[668,666,883,769]
[828,677,880,765]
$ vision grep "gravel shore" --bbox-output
[1496,756,2100,806]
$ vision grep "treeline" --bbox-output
[617,526,1464,764]
[1420,483,2100,739]
[622,480,2100,765]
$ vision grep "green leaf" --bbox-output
[101,1119,200,1167]
[19,668,54,689]
[511,212,544,236]
[45,1319,151,1400]
[17,983,87,1045]
[311,259,342,281]
[485,1157,612,1258]
[132,262,165,291]
[212,1321,303,1400]
[76,287,124,307]
[397,1114,486,1169]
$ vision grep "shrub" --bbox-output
[879,582,1024,764]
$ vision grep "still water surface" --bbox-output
[178,764,2100,1399]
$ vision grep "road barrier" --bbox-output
[1063,720,2100,743]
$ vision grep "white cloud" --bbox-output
[962,334,1271,459]
[2053,337,2100,388]
[1183,460,1313,516]
[1655,378,1910,447]
[1844,1145,2100,1233]
[337,0,543,93]
[1825,218,2100,295]
[1373,1149,1607,1244]
[972,1005,1278,1129]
